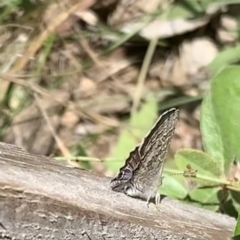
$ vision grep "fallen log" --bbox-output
[0,142,236,240]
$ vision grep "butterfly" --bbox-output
[110,108,179,206]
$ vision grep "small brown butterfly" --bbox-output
[110,108,179,206]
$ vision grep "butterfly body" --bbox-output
[110,108,179,205]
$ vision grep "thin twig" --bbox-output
[131,38,159,115]
[34,93,80,168]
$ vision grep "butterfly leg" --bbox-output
[147,195,152,208]
[146,193,161,210]
[155,193,161,211]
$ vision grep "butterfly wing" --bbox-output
[130,108,179,198]
[110,146,141,192]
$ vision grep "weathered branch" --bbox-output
[0,142,236,240]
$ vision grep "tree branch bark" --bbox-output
[0,142,236,240]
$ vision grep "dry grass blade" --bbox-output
[131,38,158,115]
[34,93,80,168]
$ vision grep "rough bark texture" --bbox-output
[0,142,236,240]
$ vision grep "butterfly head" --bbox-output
[110,168,133,192]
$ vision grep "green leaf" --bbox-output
[234,213,240,237]
[175,149,224,206]
[230,191,240,218]
[231,190,240,206]
[201,92,225,173]
[106,95,158,172]
[159,174,188,199]
[184,198,219,212]
[166,0,210,20]
[175,149,222,177]
[211,66,240,173]
[189,187,220,206]
[209,44,240,77]
[166,0,240,21]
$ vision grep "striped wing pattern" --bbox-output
[110,108,179,204]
